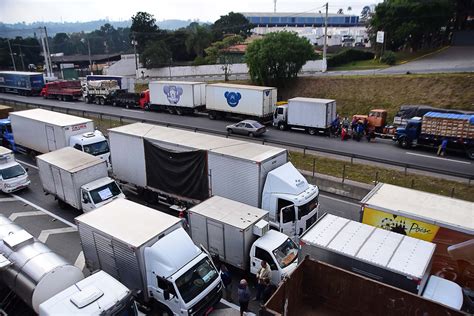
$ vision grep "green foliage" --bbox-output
[0,37,43,70]
[204,35,244,64]
[192,56,207,66]
[212,12,253,41]
[245,31,316,87]
[381,51,396,65]
[185,23,212,58]
[130,12,159,53]
[327,49,375,67]
[140,40,172,68]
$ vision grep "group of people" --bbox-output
[330,115,376,142]
[221,260,276,316]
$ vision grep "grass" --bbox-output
[289,151,473,202]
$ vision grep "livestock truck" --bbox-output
[76,198,223,315]
[360,183,474,290]
[40,80,82,101]
[7,109,111,166]
[0,146,30,193]
[273,97,336,135]
[37,147,124,212]
[188,196,298,284]
[145,81,206,115]
[108,123,320,237]
[0,215,134,315]
[205,83,277,123]
[299,213,464,310]
[394,111,474,159]
[265,258,465,316]
[0,71,44,96]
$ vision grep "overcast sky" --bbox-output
[1,0,380,24]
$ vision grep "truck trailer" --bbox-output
[265,258,465,316]
[360,183,474,289]
[205,83,277,122]
[82,80,121,105]
[108,123,319,237]
[76,198,223,315]
[299,213,464,310]
[146,81,206,115]
[273,97,337,135]
[0,71,44,96]
[37,147,124,212]
[40,80,82,101]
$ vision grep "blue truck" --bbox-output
[0,71,45,96]
[394,111,474,159]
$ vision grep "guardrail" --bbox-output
[2,97,473,182]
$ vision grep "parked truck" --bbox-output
[108,123,320,237]
[145,81,206,115]
[0,215,135,315]
[394,104,473,126]
[76,198,223,315]
[0,71,44,96]
[7,109,111,165]
[86,75,135,92]
[205,83,277,122]
[188,196,298,284]
[40,80,82,101]
[273,97,336,135]
[0,146,30,193]
[394,111,474,159]
[299,213,464,310]
[82,80,121,105]
[360,183,474,290]
[265,258,465,315]
[37,147,124,212]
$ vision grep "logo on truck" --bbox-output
[224,91,241,107]
[71,123,88,131]
[163,85,183,104]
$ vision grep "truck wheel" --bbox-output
[144,104,150,111]
[467,148,474,160]
[227,128,233,134]
[99,98,105,105]
[399,139,409,148]
[208,112,217,120]
[308,128,317,135]
[85,96,91,104]
[278,122,286,131]
[176,109,183,116]
[125,104,130,109]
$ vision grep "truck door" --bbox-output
[45,125,56,151]
[207,221,225,259]
[51,166,65,201]
[277,199,297,237]
[250,246,280,285]
[92,232,119,279]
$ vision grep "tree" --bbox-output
[205,35,244,81]
[185,23,212,58]
[360,6,372,22]
[212,12,253,41]
[130,11,159,53]
[140,40,172,68]
[337,8,344,14]
[245,31,316,87]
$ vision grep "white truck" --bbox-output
[299,213,464,310]
[273,97,337,135]
[147,81,206,115]
[76,198,223,315]
[0,215,134,315]
[188,196,299,285]
[37,147,124,212]
[0,146,30,193]
[9,109,111,165]
[109,123,320,237]
[205,83,277,122]
[82,80,121,105]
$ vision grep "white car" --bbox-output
[0,147,30,193]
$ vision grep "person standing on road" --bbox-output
[220,264,233,302]
[255,260,271,301]
[238,279,251,316]
[259,278,277,316]
[437,138,448,156]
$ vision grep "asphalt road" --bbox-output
[2,93,472,178]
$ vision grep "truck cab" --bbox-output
[395,117,422,148]
[70,131,111,168]
[249,230,298,284]
[273,104,289,130]
[262,162,319,236]
[0,147,30,193]
[80,177,125,212]
[139,89,150,109]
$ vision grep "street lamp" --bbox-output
[131,39,138,71]
[81,38,93,75]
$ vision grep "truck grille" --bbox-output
[191,283,222,316]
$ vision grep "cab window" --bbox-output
[254,247,277,270]
[277,199,295,223]
[73,143,83,151]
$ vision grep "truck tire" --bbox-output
[175,108,183,116]
[278,122,286,131]
[399,138,409,149]
[99,98,105,105]
[308,128,317,135]
[248,132,255,137]
[208,111,217,120]
[85,96,91,104]
[227,128,233,134]
[112,100,117,107]
[467,148,474,160]
[144,103,150,111]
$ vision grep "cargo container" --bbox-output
[265,258,465,316]
[188,196,298,284]
[82,80,121,105]
[86,75,135,92]
[299,213,464,310]
[40,80,82,101]
[76,199,222,315]
[0,146,30,193]
[273,97,337,135]
[360,183,474,289]
[108,123,319,237]
[0,71,44,95]
[37,147,124,212]
[205,83,277,122]
[146,81,206,114]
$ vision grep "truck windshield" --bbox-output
[298,195,318,219]
[273,238,298,269]
[175,257,218,303]
[89,181,122,204]
[83,140,110,156]
[0,165,25,180]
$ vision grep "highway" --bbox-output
[1,93,473,178]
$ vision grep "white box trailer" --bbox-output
[148,81,206,114]
[205,83,277,122]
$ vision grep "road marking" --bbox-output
[74,251,86,270]
[10,194,76,228]
[405,152,471,164]
[9,211,45,221]
[0,197,19,202]
[16,159,38,170]
[320,194,360,206]
[122,109,143,113]
[38,227,77,243]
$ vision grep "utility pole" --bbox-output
[86,39,92,75]
[131,37,138,71]
[323,2,328,72]
[7,39,16,71]
[16,44,25,71]
[43,27,53,76]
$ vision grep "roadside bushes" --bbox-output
[327,49,375,67]
[381,51,396,65]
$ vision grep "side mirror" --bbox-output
[163,290,170,300]
[82,195,90,204]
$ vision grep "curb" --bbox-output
[398,46,450,64]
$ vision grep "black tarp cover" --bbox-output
[144,140,209,201]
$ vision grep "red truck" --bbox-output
[40,80,82,101]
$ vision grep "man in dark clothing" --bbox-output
[259,278,277,316]
[220,264,233,302]
[238,279,251,316]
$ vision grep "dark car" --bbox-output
[226,120,266,137]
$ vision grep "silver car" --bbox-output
[226,120,266,137]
